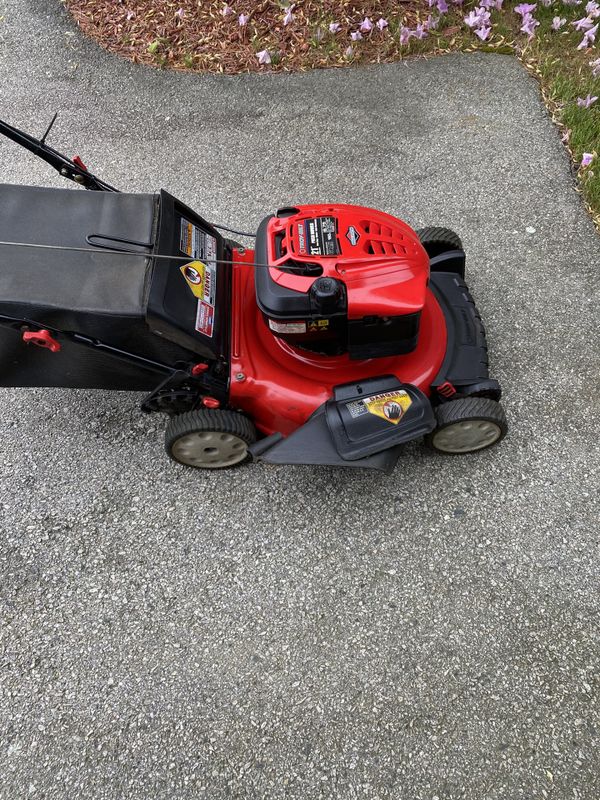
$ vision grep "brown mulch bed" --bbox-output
[63,0,436,74]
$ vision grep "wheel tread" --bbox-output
[428,397,508,454]
[417,226,463,250]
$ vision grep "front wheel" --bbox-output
[165,409,256,469]
[426,397,507,454]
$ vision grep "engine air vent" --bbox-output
[361,219,407,256]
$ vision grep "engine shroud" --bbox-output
[254,204,430,359]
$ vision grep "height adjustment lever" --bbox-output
[22,329,61,353]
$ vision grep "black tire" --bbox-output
[416,226,462,258]
[165,409,256,469]
[426,397,507,454]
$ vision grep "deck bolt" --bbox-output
[235,372,246,382]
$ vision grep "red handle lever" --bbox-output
[22,329,61,353]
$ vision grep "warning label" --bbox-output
[307,319,330,332]
[346,390,412,425]
[180,218,217,264]
[179,261,216,304]
[196,300,214,338]
[297,216,339,257]
[180,218,218,338]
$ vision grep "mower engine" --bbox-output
[255,205,428,359]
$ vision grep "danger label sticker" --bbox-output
[346,390,412,425]
[297,216,339,257]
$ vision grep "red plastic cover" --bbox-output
[264,204,430,319]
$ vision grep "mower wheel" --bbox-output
[416,227,462,258]
[427,397,507,454]
[165,409,256,469]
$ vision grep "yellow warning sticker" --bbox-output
[364,390,412,425]
[307,319,330,332]
[180,261,207,299]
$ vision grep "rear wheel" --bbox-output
[416,226,462,258]
[165,409,256,469]
[427,397,507,454]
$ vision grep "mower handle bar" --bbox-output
[0,116,119,193]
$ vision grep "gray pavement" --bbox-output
[1,1,599,798]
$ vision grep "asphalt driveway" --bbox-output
[0,1,599,798]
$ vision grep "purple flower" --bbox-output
[465,7,491,27]
[581,152,594,166]
[426,14,440,29]
[344,45,354,58]
[175,7,185,18]
[577,93,599,107]
[351,30,363,40]
[400,26,411,44]
[437,0,450,12]
[475,25,491,38]
[221,5,233,16]
[257,49,271,64]
[238,13,249,26]
[520,13,539,35]
[514,2,537,14]
[573,15,594,29]
[586,0,600,15]
[377,18,389,30]
[126,10,135,20]
[360,17,373,32]
[590,57,600,76]
[283,5,294,25]
[578,22,598,46]
[414,23,429,38]
[329,22,341,33]
[552,16,566,28]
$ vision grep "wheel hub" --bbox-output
[171,430,248,468]
[432,419,501,453]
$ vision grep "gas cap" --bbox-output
[309,277,344,314]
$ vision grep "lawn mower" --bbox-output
[0,115,507,472]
